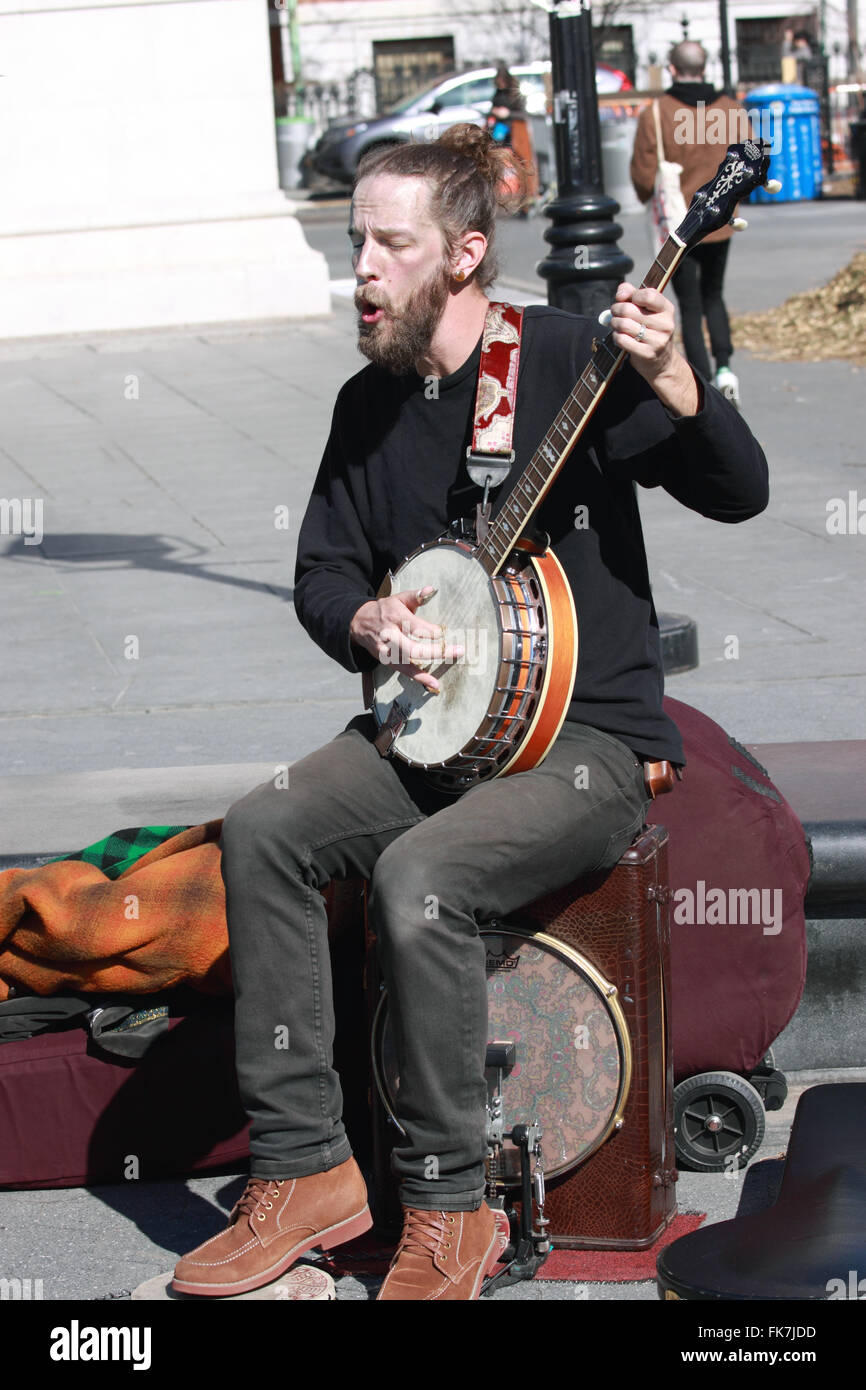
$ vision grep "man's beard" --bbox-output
[355,260,451,375]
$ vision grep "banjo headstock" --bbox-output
[677,139,775,249]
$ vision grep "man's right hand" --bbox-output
[350,585,464,694]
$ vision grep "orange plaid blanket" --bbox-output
[0,822,230,1002]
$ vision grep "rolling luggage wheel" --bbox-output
[674,1071,766,1172]
[748,1047,789,1113]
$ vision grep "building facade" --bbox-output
[280,0,864,104]
[1,0,329,340]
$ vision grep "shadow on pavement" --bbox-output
[2,533,294,603]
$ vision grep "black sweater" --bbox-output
[294,306,769,764]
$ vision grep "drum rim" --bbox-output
[370,926,633,1181]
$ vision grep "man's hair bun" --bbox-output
[438,123,529,213]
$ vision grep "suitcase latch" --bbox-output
[652,1167,679,1187]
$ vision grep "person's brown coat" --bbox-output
[630,91,751,244]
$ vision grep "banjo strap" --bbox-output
[467,302,524,539]
[371,305,526,759]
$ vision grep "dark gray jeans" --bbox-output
[221,713,650,1211]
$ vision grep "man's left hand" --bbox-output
[609,282,700,418]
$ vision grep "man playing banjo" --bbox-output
[173,125,768,1301]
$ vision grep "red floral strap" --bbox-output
[468,302,524,470]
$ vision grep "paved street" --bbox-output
[0,197,864,1312]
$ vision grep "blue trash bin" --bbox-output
[746,83,822,202]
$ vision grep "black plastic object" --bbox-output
[658,1083,866,1300]
[659,612,699,674]
[486,1041,517,1071]
[749,1061,789,1113]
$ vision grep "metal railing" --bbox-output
[274,70,377,130]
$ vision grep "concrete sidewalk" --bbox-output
[1,199,865,1305]
[1,201,864,807]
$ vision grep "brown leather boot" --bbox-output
[376,1203,505,1301]
[172,1156,371,1297]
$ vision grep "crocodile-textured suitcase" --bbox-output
[367,823,677,1250]
[514,823,677,1248]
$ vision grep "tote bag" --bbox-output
[647,100,688,257]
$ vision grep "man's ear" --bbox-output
[453,228,488,282]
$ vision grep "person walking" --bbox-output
[630,41,750,407]
[782,28,814,85]
[488,62,538,212]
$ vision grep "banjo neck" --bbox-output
[474,234,687,578]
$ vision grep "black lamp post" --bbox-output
[536,0,633,322]
[719,0,733,95]
[535,0,699,677]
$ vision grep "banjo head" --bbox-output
[372,927,631,1185]
[369,543,502,768]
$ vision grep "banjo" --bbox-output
[363,140,776,793]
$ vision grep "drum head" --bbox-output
[372,927,632,1186]
[369,544,502,766]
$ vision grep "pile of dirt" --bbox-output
[731,252,866,365]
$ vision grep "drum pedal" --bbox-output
[482,1041,551,1295]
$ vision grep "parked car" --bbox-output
[308,60,632,186]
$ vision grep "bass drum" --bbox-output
[371,926,633,1186]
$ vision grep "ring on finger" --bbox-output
[636,323,647,343]
[415,642,445,665]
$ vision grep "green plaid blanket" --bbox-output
[51,825,191,880]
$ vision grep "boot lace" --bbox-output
[397,1209,450,1259]
[232,1177,283,1221]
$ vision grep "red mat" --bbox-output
[538,1213,706,1282]
[321,1234,395,1279]
[319,1212,705,1283]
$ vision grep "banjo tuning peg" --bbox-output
[729,217,748,230]
[765,179,782,194]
